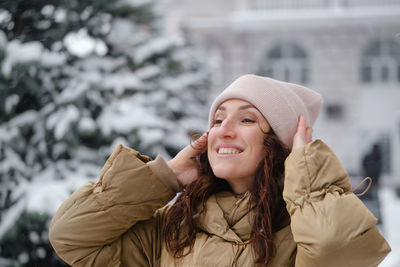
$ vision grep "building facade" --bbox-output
[164,0,400,185]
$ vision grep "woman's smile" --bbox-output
[216,144,244,156]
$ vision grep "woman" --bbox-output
[49,74,390,266]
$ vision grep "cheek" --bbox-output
[253,146,266,163]
[249,133,266,157]
[207,129,217,150]
[245,130,265,145]
[207,132,215,162]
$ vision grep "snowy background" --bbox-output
[0,0,399,266]
[0,0,211,265]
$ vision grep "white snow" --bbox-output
[41,5,55,17]
[0,9,11,24]
[138,127,164,147]
[98,96,166,135]
[80,7,93,21]
[41,49,68,66]
[36,247,46,259]
[0,161,99,239]
[54,8,67,23]
[166,97,182,111]
[57,81,89,104]
[29,232,40,244]
[17,252,28,264]
[107,18,142,47]
[9,110,38,128]
[2,41,42,75]
[46,105,80,139]
[102,71,143,95]
[0,199,25,238]
[64,29,108,58]
[165,130,190,148]
[77,56,126,72]
[119,0,153,8]
[78,117,97,133]
[25,176,82,215]
[161,72,202,92]
[0,147,26,174]
[1,40,66,76]
[134,37,178,64]
[134,65,161,79]
[5,94,20,113]
[379,187,400,267]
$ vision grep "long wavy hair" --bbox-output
[162,131,290,266]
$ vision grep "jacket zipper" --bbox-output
[228,192,249,226]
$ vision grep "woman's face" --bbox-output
[207,99,271,193]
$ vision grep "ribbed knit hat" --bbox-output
[208,74,323,149]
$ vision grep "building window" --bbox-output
[258,43,309,84]
[325,103,344,120]
[361,38,400,84]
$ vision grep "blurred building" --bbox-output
[164,0,400,185]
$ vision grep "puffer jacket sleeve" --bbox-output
[283,140,391,267]
[49,144,177,266]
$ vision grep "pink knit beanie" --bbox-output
[208,74,323,149]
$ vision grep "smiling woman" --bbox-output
[49,74,391,266]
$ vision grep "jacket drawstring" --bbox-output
[352,177,372,197]
[232,241,248,266]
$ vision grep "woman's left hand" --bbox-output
[292,115,313,151]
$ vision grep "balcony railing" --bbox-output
[238,0,400,10]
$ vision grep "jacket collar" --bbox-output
[195,191,253,244]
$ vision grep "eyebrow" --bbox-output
[216,104,256,111]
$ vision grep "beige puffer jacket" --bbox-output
[49,140,391,266]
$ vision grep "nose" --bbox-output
[218,118,237,139]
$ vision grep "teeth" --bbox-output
[218,148,241,154]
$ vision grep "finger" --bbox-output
[179,132,207,159]
[296,115,306,136]
[305,127,313,143]
[192,132,208,151]
[292,134,305,151]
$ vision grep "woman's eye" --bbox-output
[214,119,223,125]
[242,118,255,123]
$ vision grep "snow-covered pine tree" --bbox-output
[0,0,211,265]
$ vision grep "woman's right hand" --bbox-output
[167,133,208,187]
[292,115,313,151]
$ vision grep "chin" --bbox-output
[212,167,243,180]
[211,167,232,180]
